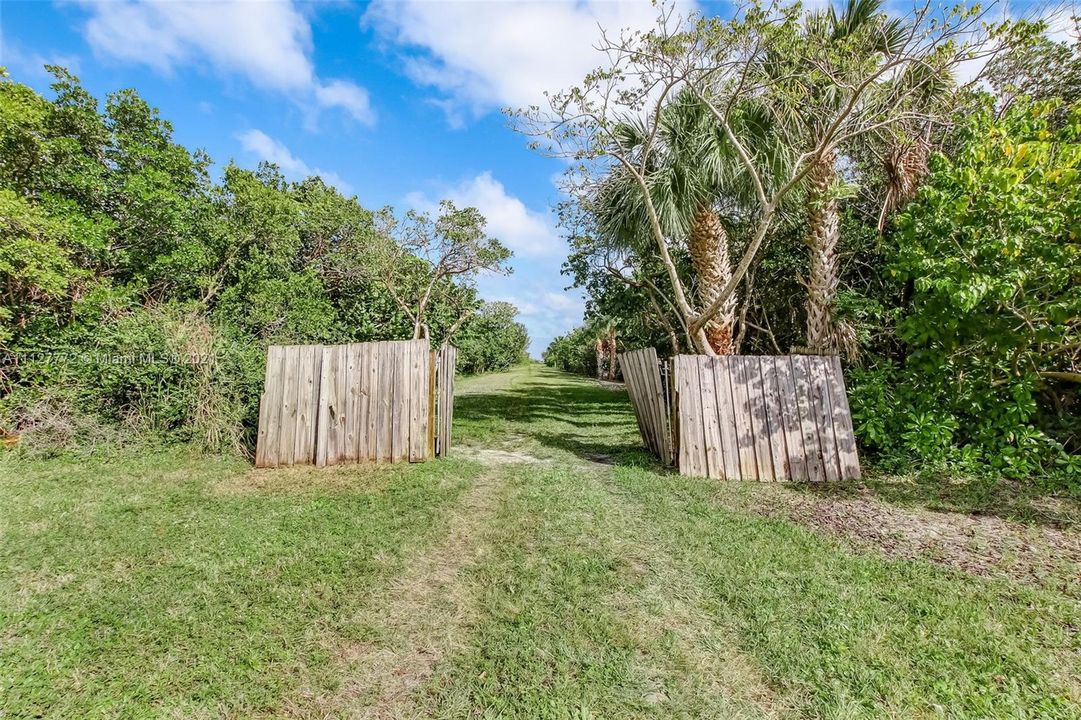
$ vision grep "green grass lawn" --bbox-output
[2,364,1079,718]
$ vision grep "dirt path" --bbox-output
[285,470,508,719]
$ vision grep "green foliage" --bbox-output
[456,301,530,374]
[0,69,526,456]
[855,101,1081,481]
[543,325,599,376]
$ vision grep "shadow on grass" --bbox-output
[454,371,669,471]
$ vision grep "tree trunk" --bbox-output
[688,205,737,355]
[595,338,604,378]
[805,150,840,355]
[608,333,619,380]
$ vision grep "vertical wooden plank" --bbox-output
[698,356,724,480]
[775,357,809,481]
[677,355,706,477]
[631,351,658,457]
[328,345,344,466]
[266,346,287,468]
[646,349,669,461]
[368,342,380,461]
[393,341,407,461]
[394,341,404,461]
[407,340,417,461]
[746,357,774,480]
[315,346,331,467]
[443,345,451,451]
[356,341,374,460]
[278,346,299,465]
[657,354,674,466]
[622,353,649,453]
[637,352,658,456]
[255,346,280,468]
[292,344,307,466]
[790,356,826,482]
[342,343,358,462]
[307,345,322,462]
[374,341,386,460]
[760,357,790,481]
[410,339,425,460]
[410,340,427,461]
[445,346,457,455]
[674,356,688,473]
[433,347,442,457]
[729,357,759,480]
[827,356,862,480]
[292,345,307,466]
[714,357,741,480]
[427,350,437,459]
[808,357,841,481]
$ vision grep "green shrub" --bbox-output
[882,100,1080,484]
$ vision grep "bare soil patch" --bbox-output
[455,445,548,466]
[724,485,1081,598]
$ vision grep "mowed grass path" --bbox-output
[2,364,1079,718]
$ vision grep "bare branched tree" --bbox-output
[374,200,512,341]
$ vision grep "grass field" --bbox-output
[2,364,1079,718]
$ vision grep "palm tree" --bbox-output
[765,0,906,354]
[594,92,775,355]
[592,318,619,379]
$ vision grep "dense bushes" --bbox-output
[852,101,1081,480]
[0,68,529,455]
[543,326,598,376]
[455,302,530,374]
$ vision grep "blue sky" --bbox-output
[0,0,1065,355]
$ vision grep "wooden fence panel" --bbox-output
[731,357,759,480]
[620,347,674,466]
[666,353,860,482]
[256,339,442,468]
[827,356,862,480]
[713,358,741,480]
[255,345,283,468]
[434,344,457,457]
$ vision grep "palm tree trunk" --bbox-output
[688,205,737,355]
[595,338,604,378]
[805,150,840,355]
[608,331,618,380]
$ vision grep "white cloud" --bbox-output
[76,0,375,126]
[236,129,353,194]
[477,277,586,358]
[404,172,561,257]
[542,291,585,314]
[0,34,81,77]
[314,79,375,125]
[364,0,697,123]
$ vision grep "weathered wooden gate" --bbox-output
[254,340,456,468]
[620,351,860,481]
[620,347,675,466]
